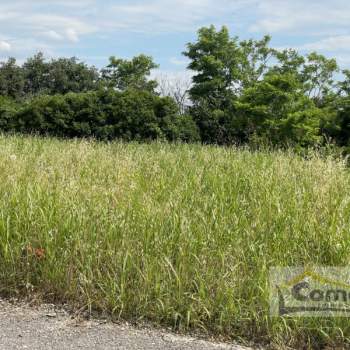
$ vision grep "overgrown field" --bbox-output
[1,135,350,349]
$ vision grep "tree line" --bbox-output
[0,26,350,151]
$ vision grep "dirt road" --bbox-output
[0,299,254,350]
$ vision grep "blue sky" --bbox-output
[0,0,349,80]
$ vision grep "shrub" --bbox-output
[0,96,19,132]
[13,89,198,143]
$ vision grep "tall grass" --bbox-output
[1,135,350,349]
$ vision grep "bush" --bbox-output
[0,96,19,132]
[324,97,350,148]
[11,89,199,143]
[190,103,235,145]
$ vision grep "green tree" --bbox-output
[184,25,245,143]
[101,55,158,92]
[322,97,350,148]
[338,69,350,96]
[184,26,283,144]
[302,52,338,106]
[24,54,100,96]
[48,57,99,94]
[323,72,350,149]
[234,72,322,147]
[23,52,49,96]
[238,35,275,90]
[184,25,241,107]
[271,49,305,80]
[0,58,24,99]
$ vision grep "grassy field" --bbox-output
[1,135,350,349]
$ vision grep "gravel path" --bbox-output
[0,299,255,350]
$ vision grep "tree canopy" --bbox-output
[0,26,350,151]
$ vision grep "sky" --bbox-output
[0,0,349,80]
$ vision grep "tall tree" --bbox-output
[101,55,158,92]
[238,35,275,90]
[338,69,350,96]
[271,49,305,81]
[23,52,49,96]
[184,25,241,107]
[0,58,24,99]
[302,52,338,106]
[47,57,99,94]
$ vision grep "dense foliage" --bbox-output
[12,90,198,142]
[184,26,347,149]
[0,25,349,149]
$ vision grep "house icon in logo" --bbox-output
[271,268,350,316]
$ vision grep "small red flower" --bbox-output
[26,245,45,260]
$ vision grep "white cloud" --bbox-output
[42,30,64,41]
[249,0,350,34]
[301,36,350,51]
[0,2,97,56]
[22,14,96,38]
[0,41,11,52]
[108,0,249,33]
